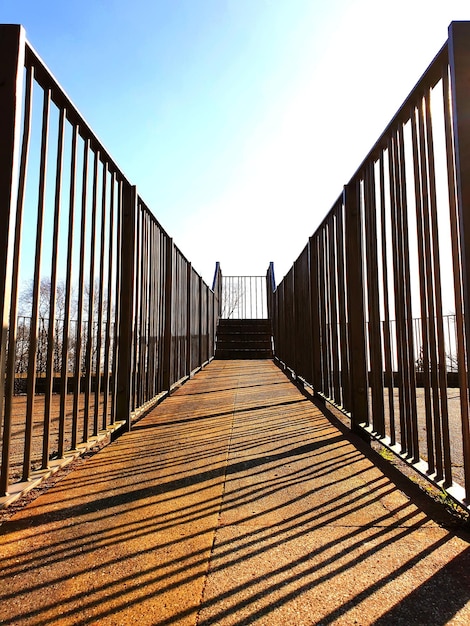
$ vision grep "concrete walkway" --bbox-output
[1,360,470,625]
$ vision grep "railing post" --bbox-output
[186,262,192,377]
[344,182,369,435]
[448,21,470,496]
[206,284,210,363]
[266,262,275,320]
[162,237,173,392]
[211,263,221,359]
[449,23,470,385]
[116,183,137,430]
[0,26,25,496]
[309,236,322,394]
[198,274,203,365]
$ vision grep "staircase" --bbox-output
[215,319,273,359]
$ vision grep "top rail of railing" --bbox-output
[312,40,450,235]
[25,42,130,184]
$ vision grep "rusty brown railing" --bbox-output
[268,22,470,508]
[0,25,218,501]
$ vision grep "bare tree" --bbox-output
[13,276,115,393]
[15,278,77,377]
[221,282,245,319]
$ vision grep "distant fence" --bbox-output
[268,22,470,507]
[0,26,219,498]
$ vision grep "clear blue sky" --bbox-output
[3,0,470,284]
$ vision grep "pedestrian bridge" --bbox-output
[2,21,470,624]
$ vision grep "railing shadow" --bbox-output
[1,360,469,625]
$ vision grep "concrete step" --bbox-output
[216,336,272,345]
[215,318,273,360]
[215,349,273,359]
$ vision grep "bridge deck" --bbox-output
[1,360,470,625]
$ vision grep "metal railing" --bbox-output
[0,25,218,498]
[219,275,269,319]
[268,22,470,508]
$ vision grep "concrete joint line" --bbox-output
[196,367,239,625]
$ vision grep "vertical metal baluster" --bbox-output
[93,162,107,436]
[443,59,470,494]
[254,276,257,319]
[336,202,350,411]
[136,209,144,405]
[279,282,284,362]
[147,220,154,398]
[328,216,341,404]
[198,268,202,363]
[157,230,164,391]
[414,94,436,470]
[448,22,470,499]
[83,150,99,442]
[142,213,150,401]
[204,276,207,361]
[199,277,203,362]
[411,101,433,472]
[344,180,369,431]
[147,217,153,393]
[318,229,329,397]
[1,59,32,496]
[364,162,385,435]
[425,88,453,484]
[294,262,299,372]
[154,222,160,391]
[58,123,78,456]
[151,221,159,393]
[325,222,333,396]
[179,255,183,374]
[42,105,65,469]
[102,172,115,429]
[146,219,154,393]
[162,237,173,392]
[325,225,334,396]
[0,24,26,490]
[417,95,443,475]
[186,262,192,377]
[243,276,246,319]
[139,209,145,402]
[193,272,199,367]
[306,249,313,378]
[379,152,396,445]
[23,86,51,480]
[398,122,420,462]
[237,276,240,319]
[131,204,141,411]
[174,251,179,378]
[398,124,419,463]
[110,179,123,425]
[116,183,136,430]
[389,133,408,452]
[263,275,267,320]
[72,139,89,449]
[189,268,194,371]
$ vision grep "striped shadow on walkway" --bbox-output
[1,360,470,625]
